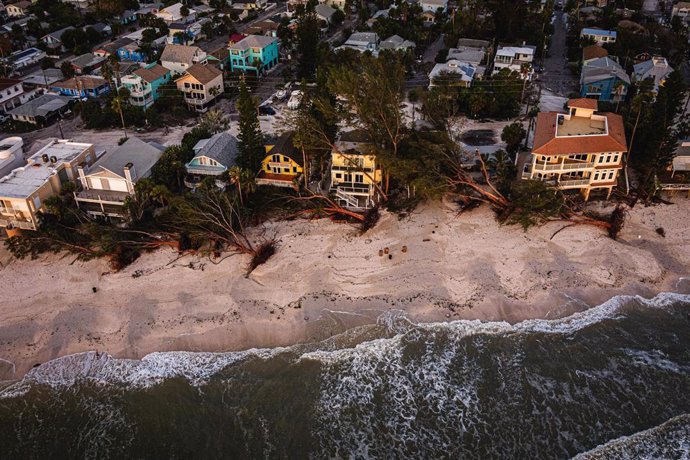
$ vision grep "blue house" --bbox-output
[580,56,630,102]
[117,41,147,63]
[50,76,111,99]
[228,35,279,74]
[119,9,137,25]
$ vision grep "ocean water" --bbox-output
[1,292,690,459]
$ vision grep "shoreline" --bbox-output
[1,199,689,380]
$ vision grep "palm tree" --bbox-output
[111,95,128,139]
[520,62,532,104]
[227,166,255,206]
[613,81,626,113]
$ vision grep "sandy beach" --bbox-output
[0,198,689,380]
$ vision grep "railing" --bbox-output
[532,162,595,172]
[554,179,591,187]
[334,188,359,208]
[331,165,375,173]
[333,184,372,195]
[0,207,22,216]
[256,177,296,188]
[0,217,35,229]
[76,190,130,204]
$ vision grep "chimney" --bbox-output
[77,164,87,189]
[124,162,135,194]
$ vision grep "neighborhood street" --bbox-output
[540,10,577,97]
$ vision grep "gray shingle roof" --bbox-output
[9,94,70,117]
[192,132,238,167]
[161,43,203,64]
[228,34,277,51]
[91,136,164,180]
[581,56,630,85]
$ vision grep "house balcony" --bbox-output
[547,178,591,188]
[185,164,226,176]
[75,189,131,205]
[532,161,595,173]
[0,216,35,230]
[256,171,300,188]
[331,165,376,173]
[331,182,374,196]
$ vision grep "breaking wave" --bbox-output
[0,291,689,458]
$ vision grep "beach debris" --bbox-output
[402,245,407,253]
[379,250,384,256]
[384,247,390,254]
[423,238,431,242]
[656,227,666,237]
[92,287,97,293]
[388,254,393,260]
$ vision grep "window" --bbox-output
[272,154,280,162]
[606,155,611,163]
[613,154,619,163]
[283,167,289,173]
[266,164,271,171]
[292,166,297,173]
[335,173,342,179]
[593,172,600,181]
[598,155,604,163]
[608,171,615,180]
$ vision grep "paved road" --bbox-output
[423,34,445,63]
[540,10,577,97]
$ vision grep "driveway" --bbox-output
[541,10,577,97]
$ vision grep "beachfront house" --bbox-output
[120,64,172,109]
[228,35,280,75]
[671,141,690,177]
[256,133,303,188]
[632,56,673,93]
[74,137,165,219]
[0,140,96,233]
[184,132,239,189]
[580,56,630,102]
[175,63,223,113]
[580,28,617,45]
[161,43,207,75]
[492,45,535,78]
[522,98,627,201]
[0,137,25,178]
[330,130,382,210]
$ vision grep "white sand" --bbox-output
[1,198,689,379]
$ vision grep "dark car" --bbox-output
[259,105,276,116]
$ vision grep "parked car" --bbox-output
[259,105,276,116]
[275,82,292,101]
[287,90,303,110]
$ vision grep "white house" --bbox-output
[580,28,617,45]
[632,56,673,93]
[155,2,197,24]
[75,137,165,219]
[671,2,690,22]
[419,0,448,13]
[6,0,31,17]
[337,32,379,54]
[429,60,477,88]
[492,45,535,77]
[0,136,24,178]
[0,78,35,114]
[160,43,207,75]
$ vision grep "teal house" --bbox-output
[228,35,279,75]
[120,64,172,109]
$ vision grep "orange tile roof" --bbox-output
[568,98,598,110]
[532,111,627,156]
[582,44,608,61]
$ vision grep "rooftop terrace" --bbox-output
[555,113,607,137]
[0,140,92,199]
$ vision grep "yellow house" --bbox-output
[0,140,96,232]
[175,63,223,113]
[256,132,303,188]
[330,130,382,209]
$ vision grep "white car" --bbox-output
[287,90,303,110]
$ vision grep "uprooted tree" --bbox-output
[446,148,628,238]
